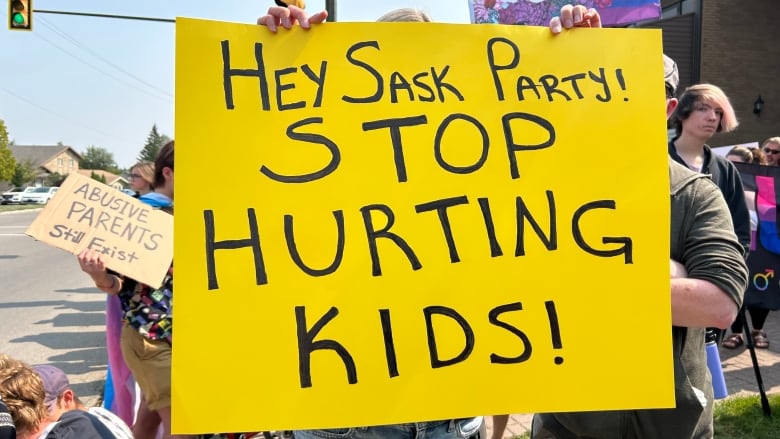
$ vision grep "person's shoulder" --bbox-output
[668,158,721,197]
[86,407,133,439]
[45,410,117,439]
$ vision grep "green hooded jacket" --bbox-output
[531,160,748,439]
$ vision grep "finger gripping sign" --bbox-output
[25,172,173,288]
[173,19,671,434]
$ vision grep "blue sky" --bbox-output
[1,1,472,168]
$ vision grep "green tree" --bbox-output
[45,172,66,187]
[11,160,37,186]
[136,124,171,163]
[90,170,107,184]
[79,145,117,171]
[0,120,16,182]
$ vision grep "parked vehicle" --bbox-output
[21,186,59,204]
[1,187,34,205]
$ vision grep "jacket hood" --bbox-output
[669,158,709,196]
[138,192,173,208]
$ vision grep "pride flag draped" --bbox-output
[735,162,780,311]
[469,0,661,27]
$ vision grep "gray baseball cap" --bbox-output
[664,54,679,96]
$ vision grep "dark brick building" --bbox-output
[639,0,779,148]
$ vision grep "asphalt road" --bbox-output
[0,208,107,406]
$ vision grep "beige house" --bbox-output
[6,144,81,188]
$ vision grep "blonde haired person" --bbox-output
[669,83,751,256]
[762,136,780,166]
[0,355,48,439]
[376,8,432,22]
[128,161,155,196]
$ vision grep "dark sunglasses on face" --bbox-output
[764,149,780,155]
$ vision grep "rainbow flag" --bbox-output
[469,0,661,27]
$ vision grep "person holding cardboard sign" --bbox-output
[104,159,162,435]
[77,141,184,439]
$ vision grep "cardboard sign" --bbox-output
[26,173,173,288]
[173,18,672,433]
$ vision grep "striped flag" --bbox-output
[735,162,780,310]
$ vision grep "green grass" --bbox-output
[0,204,42,213]
[713,393,780,438]
[511,394,780,439]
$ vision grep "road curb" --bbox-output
[0,208,43,216]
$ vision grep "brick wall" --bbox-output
[700,1,780,149]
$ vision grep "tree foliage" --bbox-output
[11,161,37,187]
[0,119,16,182]
[45,172,66,187]
[90,170,107,184]
[79,145,118,171]
[137,124,171,163]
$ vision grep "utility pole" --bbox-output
[325,0,337,22]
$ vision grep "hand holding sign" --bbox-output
[25,172,173,288]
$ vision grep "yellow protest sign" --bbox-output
[25,172,173,288]
[173,18,671,433]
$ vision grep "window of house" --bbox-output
[680,0,695,15]
[662,0,696,18]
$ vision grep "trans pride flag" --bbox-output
[469,0,661,27]
[735,162,780,311]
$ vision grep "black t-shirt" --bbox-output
[45,410,114,439]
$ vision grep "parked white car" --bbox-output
[1,187,34,205]
[21,186,59,204]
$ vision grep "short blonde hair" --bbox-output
[762,137,780,150]
[672,83,739,134]
[376,8,432,23]
[0,355,47,436]
[131,161,155,189]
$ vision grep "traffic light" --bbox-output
[274,0,305,8]
[8,0,32,31]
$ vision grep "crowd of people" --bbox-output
[1,2,776,439]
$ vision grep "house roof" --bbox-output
[77,169,127,186]
[9,145,82,170]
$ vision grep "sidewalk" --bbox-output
[487,313,780,438]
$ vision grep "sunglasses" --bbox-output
[764,149,780,155]
[128,173,143,179]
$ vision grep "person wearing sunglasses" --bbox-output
[762,137,780,167]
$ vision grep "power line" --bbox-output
[34,9,175,23]
[0,86,120,140]
[31,30,173,103]
[37,16,173,98]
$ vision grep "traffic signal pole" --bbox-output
[325,0,336,22]
[33,9,174,23]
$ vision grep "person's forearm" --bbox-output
[92,272,121,295]
[671,278,738,328]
